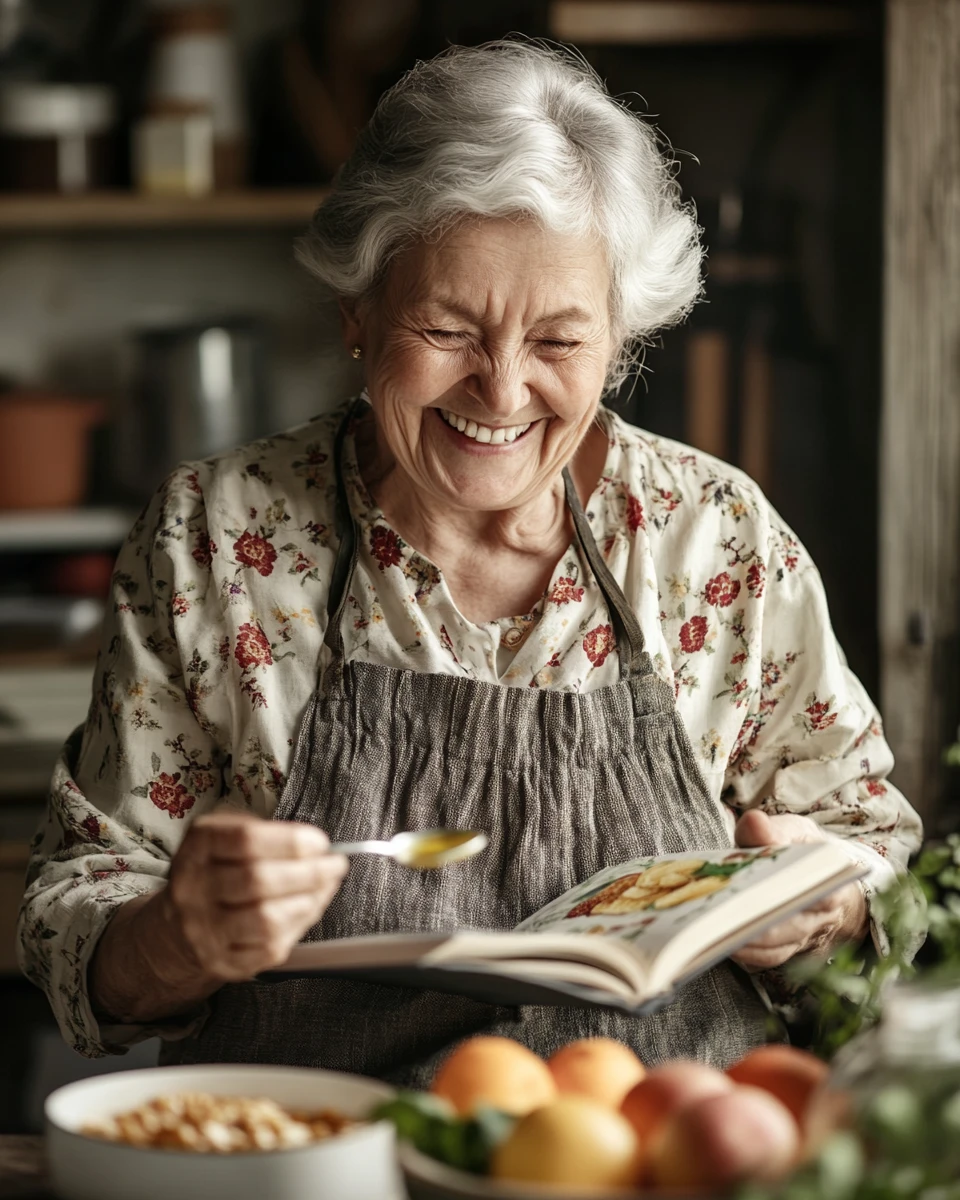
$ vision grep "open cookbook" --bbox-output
[267,843,866,1014]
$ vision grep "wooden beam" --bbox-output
[549,2,873,44]
[881,0,960,827]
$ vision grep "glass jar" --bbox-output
[807,979,960,1182]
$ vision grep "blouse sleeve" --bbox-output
[17,464,229,1057]
[722,516,923,955]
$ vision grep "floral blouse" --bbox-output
[18,398,923,1057]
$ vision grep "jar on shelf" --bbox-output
[807,979,960,1181]
[0,82,117,192]
[144,3,246,189]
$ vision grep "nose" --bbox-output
[463,355,530,420]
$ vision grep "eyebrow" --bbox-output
[427,299,596,326]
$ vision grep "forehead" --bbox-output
[383,217,610,322]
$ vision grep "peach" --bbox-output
[649,1085,799,1189]
[726,1044,829,1129]
[431,1035,556,1116]
[547,1038,646,1108]
[620,1059,733,1147]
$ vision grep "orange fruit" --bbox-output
[547,1038,646,1108]
[621,1059,732,1146]
[726,1045,828,1129]
[649,1085,799,1188]
[491,1096,643,1188]
[431,1035,556,1116]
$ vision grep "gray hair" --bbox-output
[296,39,703,388]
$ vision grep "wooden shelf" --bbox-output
[0,508,135,551]
[0,188,327,232]
[549,2,876,44]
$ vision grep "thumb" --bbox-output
[734,809,779,848]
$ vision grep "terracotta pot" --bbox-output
[0,392,105,510]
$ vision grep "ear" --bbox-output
[338,297,364,355]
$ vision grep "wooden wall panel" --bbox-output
[881,0,960,827]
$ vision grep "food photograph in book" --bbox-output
[516,846,788,939]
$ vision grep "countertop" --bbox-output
[0,1137,50,1199]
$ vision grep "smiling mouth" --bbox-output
[437,407,535,444]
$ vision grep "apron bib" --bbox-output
[164,401,774,1079]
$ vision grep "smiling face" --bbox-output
[342,217,614,513]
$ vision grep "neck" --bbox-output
[356,416,607,567]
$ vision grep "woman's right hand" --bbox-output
[90,811,348,1024]
[160,810,350,983]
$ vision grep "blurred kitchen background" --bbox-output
[1,0,957,1135]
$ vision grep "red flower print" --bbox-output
[234,531,277,577]
[679,616,708,654]
[704,572,741,608]
[730,651,747,666]
[192,532,216,568]
[81,814,103,842]
[746,561,766,598]
[370,525,403,571]
[626,492,646,533]
[149,772,196,819]
[549,576,585,606]
[656,488,681,513]
[185,472,202,495]
[865,779,888,797]
[804,697,838,732]
[171,594,190,616]
[235,622,273,670]
[583,623,615,667]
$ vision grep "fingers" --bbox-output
[735,809,778,848]
[167,812,349,981]
[214,855,349,906]
[218,892,328,948]
[734,810,827,849]
[191,812,331,862]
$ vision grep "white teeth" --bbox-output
[439,408,532,445]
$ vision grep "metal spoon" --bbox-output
[328,828,488,869]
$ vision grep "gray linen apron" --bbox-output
[163,401,773,1079]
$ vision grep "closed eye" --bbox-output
[425,329,467,341]
[537,340,581,351]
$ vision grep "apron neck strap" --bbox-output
[562,467,647,678]
[323,398,365,661]
[324,399,648,677]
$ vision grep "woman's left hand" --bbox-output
[731,810,869,971]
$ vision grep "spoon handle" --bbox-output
[327,838,394,857]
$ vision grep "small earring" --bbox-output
[351,344,363,360]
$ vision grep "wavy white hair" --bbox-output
[296,39,703,388]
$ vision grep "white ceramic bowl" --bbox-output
[45,1064,403,1200]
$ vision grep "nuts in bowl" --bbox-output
[81,1090,357,1153]
[45,1064,403,1200]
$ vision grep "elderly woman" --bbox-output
[19,42,920,1077]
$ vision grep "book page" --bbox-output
[513,844,820,962]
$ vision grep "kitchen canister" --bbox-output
[118,317,268,500]
[145,4,246,189]
[0,83,117,192]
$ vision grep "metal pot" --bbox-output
[119,317,268,500]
